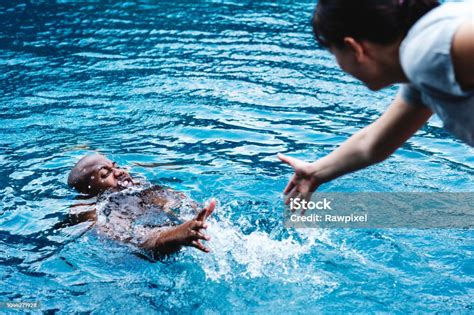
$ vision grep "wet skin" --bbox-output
[68,154,216,254]
[77,155,134,195]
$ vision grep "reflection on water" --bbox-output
[0,0,473,313]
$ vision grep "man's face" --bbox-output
[84,155,134,194]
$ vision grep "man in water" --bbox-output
[67,153,216,255]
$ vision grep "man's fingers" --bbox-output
[205,198,216,218]
[191,220,207,230]
[196,198,217,222]
[191,230,210,241]
[190,240,210,253]
[195,208,207,222]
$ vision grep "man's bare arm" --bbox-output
[129,199,216,254]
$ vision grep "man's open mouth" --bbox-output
[117,176,133,188]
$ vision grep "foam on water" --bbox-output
[192,204,333,284]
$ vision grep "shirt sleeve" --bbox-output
[398,84,426,107]
[399,2,472,97]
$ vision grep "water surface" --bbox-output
[1,0,473,313]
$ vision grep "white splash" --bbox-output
[193,213,334,285]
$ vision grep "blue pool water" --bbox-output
[1,0,473,313]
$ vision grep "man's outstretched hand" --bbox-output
[187,198,216,252]
[278,153,321,205]
[157,199,216,253]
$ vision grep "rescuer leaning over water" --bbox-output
[279,0,474,201]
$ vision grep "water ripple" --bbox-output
[0,0,472,313]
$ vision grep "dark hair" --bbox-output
[312,0,440,48]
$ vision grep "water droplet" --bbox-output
[91,176,95,180]
[88,185,91,189]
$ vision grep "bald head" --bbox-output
[68,154,107,194]
[67,154,134,196]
